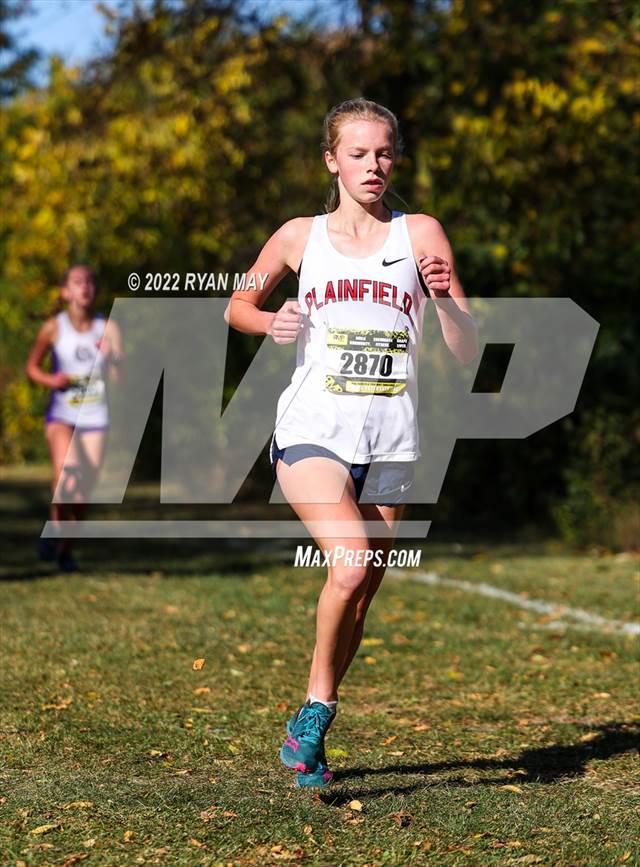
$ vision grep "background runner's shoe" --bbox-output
[37,538,57,562]
[279,701,335,773]
[57,552,79,573]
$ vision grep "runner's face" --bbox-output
[327,120,395,204]
[64,267,96,308]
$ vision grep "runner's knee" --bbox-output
[57,464,83,501]
[328,564,370,601]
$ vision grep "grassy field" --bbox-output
[0,468,638,866]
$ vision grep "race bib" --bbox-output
[66,373,106,407]
[324,328,409,396]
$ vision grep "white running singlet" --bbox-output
[45,311,109,429]
[273,210,427,464]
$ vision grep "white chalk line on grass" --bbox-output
[388,569,640,637]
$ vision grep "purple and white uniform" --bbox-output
[45,311,109,430]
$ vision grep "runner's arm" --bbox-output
[410,214,479,365]
[25,319,68,388]
[103,318,124,384]
[224,219,308,336]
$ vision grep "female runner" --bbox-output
[26,264,123,572]
[225,98,478,786]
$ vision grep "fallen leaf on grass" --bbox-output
[200,805,218,822]
[413,723,428,732]
[192,658,205,671]
[303,824,312,835]
[361,637,384,647]
[61,854,88,867]
[164,605,179,615]
[512,856,543,864]
[31,822,61,835]
[148,750,168,758]
[63,801,93,810]
[619,853,632,863]
[382,735,397,745]
[580,732,600,742]
[412,840,432,851]
[42,697,73,711]
[82,839,96,848]
[388,750,404,756]
[364,656,377,664]
[270,843,305,859]
[193,687,211,696]
[446,669,463,680]
[222,810,237,818]
[499,784,523,793]
[237,643,251,653]
[123,830,134,842]
[389,811,412,827]
[348,800,363,812]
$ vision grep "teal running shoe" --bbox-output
[296,742,333,788]
[286,705,303,736]
[279,700,335,773]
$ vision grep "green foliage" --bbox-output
[0,0,40,99]
[552,408,640,550]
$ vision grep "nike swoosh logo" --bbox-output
[382,257,407,267]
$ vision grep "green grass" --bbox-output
[0,467,638,866]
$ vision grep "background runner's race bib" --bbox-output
[66,373,106,406]
[324,327,409,396]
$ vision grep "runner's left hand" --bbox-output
[419,256,450,296]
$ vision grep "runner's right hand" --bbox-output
[269,300,303,344]
[50,372,71,390]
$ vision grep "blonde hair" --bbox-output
[322,98,405,213]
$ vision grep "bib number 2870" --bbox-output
[325,328,409,396]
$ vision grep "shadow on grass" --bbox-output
[322,721,640,802]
